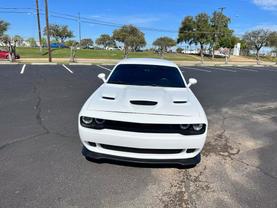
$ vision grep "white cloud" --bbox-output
[253,0,277,10]
[252,23,277,30]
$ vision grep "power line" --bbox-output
[0,7,240,35]
[0,7,178,33]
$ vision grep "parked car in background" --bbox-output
[105,46,123,51]
[83,45,94,49]
[50,43,68,48]
[181,49,199,55]
[0,50,20,59]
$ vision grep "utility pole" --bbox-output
[35,0,42,53]
[44,0,52,62]
[78,12,81,43]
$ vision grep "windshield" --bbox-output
[107,64,186,88]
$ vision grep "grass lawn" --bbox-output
[16,47,201,61]
[241,55,277,63]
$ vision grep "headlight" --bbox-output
[192,124,204,131]
[81,116,93,125]
[95,118,105,125]
[80,116,105,129]
[180,124,190,130]
[179,123,206,135]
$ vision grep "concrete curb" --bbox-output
[0,62,19,65]
[31,63,58,65]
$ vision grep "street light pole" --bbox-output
[35,0,42,53]
[44,0,52,62]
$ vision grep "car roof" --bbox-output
[117,58,178,68]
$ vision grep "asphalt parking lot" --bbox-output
[0,64,277,208]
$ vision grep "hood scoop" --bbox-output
[173,100,187,104]
[130,100,158,106]
[102,96,115,100]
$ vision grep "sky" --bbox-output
[0,0,277,48]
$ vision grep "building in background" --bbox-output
[233,43,241,56]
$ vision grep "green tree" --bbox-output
[218,31,239,63]
[44,24,73,45]
[65,40,78,47]
[80,38,93,48]
[269,31,277,64]
[64,40,79,62]
[210,11,231,59]
[129,34,146,52]
[26,37,37,47]
[242,29,271,64]
[41,37,47,47]
[0,20,9,36]
[113,25,146,57]
[153,36,176,57]
[0,34,10,47]
[95,34,115,48]
[176,47,184,53]
[13,35,24,46]
[178,13,212,63]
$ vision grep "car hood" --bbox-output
[84,84,202,117]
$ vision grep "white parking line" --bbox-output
[97,65,112,71]
[181,66,211,72]
[206,67,236,72]
[62,64,74,74]
[235,67,258,72]
[20,64,26,74]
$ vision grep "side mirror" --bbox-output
[187,78,197,88]
[97,73,106,82]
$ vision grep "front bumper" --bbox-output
[82,146,201,166]
[79,124,207,160]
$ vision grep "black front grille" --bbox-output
[100,144,183,154]
[105,120,180,133]
[103,120,206,135]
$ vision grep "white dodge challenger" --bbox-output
[78,58,207,167]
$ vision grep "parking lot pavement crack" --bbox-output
[52,132,76,139]
[204,115,240,160]
[0,132,48,151]
[33,81,50,134]
[206,113,277,181]
[162,166,212,208]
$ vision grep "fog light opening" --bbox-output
[186,148,196,153]
[88,142,96,147]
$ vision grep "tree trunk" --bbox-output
[70,46,76,62]
[124,45,128,58]
[200,44,204,64]
[8,44,16,62]
[212,47,215,60]
[256,49,260,65]
[159,47,164,59]
[225,49,230,64]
